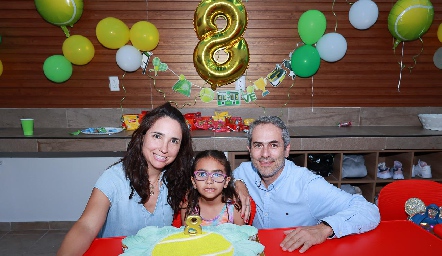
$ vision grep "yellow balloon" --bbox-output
[438,23,442,43]
[130,21,159,51]
[96,17,130,49]
[193,0,249,90]
[0,60,3,77]
[62,35,95,65]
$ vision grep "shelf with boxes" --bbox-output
[227,150,442,203]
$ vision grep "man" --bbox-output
[234,116,380,253]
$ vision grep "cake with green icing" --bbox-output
[121,223,264,256]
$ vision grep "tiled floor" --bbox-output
[0,230,67,256]
[0,222,72,256]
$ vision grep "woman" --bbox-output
[57,102,194,255]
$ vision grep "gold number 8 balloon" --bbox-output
[193,0,249,91]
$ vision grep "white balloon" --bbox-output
[433,47,442,69]
[349,0,379,30]
[116,45,142,72]
[316,33,347,62]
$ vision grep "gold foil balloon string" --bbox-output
[120,72,127,114]
[169,99,197,109]
[148,72,166,101]
[396,41,405,92]
[148,70,198,109]
[332,0,338,32]
[280,79,296,117]
[408,37,424,72]
[311,76,314,112]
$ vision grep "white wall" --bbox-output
[0,157,121,222]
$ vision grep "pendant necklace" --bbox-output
[149,176,160,197]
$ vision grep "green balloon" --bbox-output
[43,55,73,83]
[388,0,434,48]
[298,10,326,45]
[291,45,320,78]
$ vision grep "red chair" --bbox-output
[377,180,442,238]
[172,197,257,227]
[434,224,442,239]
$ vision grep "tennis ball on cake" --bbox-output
[152,232,233,256]
[35,0,84,26]
[200,87,214,103]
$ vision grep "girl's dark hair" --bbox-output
[184,150,242,219]
[120,102,194,212]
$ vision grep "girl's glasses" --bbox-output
[194,170,227,183]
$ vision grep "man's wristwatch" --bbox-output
[320,220,335,238]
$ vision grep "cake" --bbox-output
[120,223,264,256]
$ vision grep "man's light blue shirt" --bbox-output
[234,159,380,237]
[95,163,173,238]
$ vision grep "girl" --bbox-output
[181,150,245,226]
[58,102,194,255]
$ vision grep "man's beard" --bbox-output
[255,157,285,178]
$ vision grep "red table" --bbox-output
[258,220,442,255]
[84,220,442,255]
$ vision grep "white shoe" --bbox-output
[419,166,432,178]
[413,160,432,178]
[392,160,404,179]
[353,186,363,195]
[377,162,392,179]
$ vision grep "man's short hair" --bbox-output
[247,116,290,149]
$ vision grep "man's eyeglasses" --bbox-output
[194,170,227,183]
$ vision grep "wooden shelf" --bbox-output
[228,150,442,203]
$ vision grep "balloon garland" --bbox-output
[33,0,98,83]
[125,0,376,109]
[30,0,441,109]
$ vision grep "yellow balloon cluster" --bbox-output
[193,0,249,90]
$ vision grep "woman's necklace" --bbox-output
[149,175,160,196]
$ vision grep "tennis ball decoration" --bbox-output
[152,232,233,256]
[388,0,434,49]
[34,0,84,37]
[200,87,215,103]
